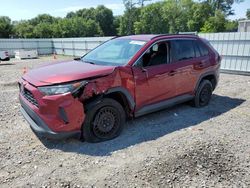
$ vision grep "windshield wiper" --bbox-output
[74,57,95,64]
[84,61,95,65]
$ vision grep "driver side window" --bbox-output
[137,41,171,67]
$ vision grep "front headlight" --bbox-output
[38,81,87,96]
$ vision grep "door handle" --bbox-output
[168,70,177,76]
[141,67,149,78]
[196,61,206,68]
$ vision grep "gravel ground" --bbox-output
[0,56,249,188]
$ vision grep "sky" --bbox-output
[0,0,249,21]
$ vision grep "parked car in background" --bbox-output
[0,51,10,61]
[19,34,221,142]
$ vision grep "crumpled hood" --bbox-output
[23,60,115,86]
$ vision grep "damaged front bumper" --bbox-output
[20,97,81,139]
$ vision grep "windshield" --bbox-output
[81,39,146,66]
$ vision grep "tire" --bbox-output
[192,80,213,108]
[82,98,125,143]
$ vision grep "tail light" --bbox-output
[218,55,222,63]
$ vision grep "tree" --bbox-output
[73,8,96,20]
[247,9,250,19]
[134,2,168,34]
[114,16,122,34]
[201,10,227,32]
[66,6,116,36]
[187,2,213,32]
[33,22,54,38]
[139,0,151,7]
[162,0,193,33]
[118,7,141,35]
[13,21,35,38]
[29,14,57,25]
[95,5,116,36]
[200,0,244,16]
[225,20,238,31]
[3,0,243,38]
[121,0,142,35]
[0,16,12,38]
[53,17,102,38]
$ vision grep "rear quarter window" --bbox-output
[196,40,209,57]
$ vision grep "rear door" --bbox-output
[170,39,198,95]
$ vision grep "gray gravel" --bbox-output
[0,57,250,188]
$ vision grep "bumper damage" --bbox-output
[20,97,81,140]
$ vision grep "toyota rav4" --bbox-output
[19,34,221,142]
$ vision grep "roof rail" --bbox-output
[151,34,174,39]
[151,32,198,40]
[178,32,198,35]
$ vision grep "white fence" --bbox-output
[0,39,53,56]
[199,32,250,73]
[0,33,250,74]
[52,37,112,57]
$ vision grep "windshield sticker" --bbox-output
[129,41,146,45]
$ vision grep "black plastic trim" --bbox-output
[135,94,194,117]
[105,87,135,110]
[58,107,69,124]
[195,71,217,92]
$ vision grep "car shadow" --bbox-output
[39,94,245,156]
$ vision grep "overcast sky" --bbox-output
[0,0,249,21]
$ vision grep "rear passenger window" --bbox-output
[171,40,195,61]
[196,41,209,56]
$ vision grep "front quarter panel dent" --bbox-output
[80,69,122,100]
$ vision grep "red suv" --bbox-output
[19,34,221,142]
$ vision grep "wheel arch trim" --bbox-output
[195,71,217,92]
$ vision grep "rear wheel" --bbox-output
[82,98,125,143]
[192,80,213,108]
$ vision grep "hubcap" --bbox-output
[92,106,119,139]
[200,85,211,105]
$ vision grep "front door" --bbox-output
[132,41,176,111]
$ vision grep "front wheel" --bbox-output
[82,98,125,143]
[192,80,213,108]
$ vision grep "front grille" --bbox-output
[21,88,39,107]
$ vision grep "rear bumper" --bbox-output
[20,97,81,140]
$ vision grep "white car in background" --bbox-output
[0,51,10,61]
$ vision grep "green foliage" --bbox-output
[29,14,58,25]
[162,0,193,33]
[0,0,245,38]
[0,16,12,38]
[247,9,250,19]
[118,7,141,35]
[200,0,244,16]
[201,10,227,32]
[13,21,35,38]
[33,22,54,38]
[95,5,116,36]
[66,6,116,36]
[53,17,103,38]
[134,2,167,34]
[187,2,213,32]
[225,20,238,31]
